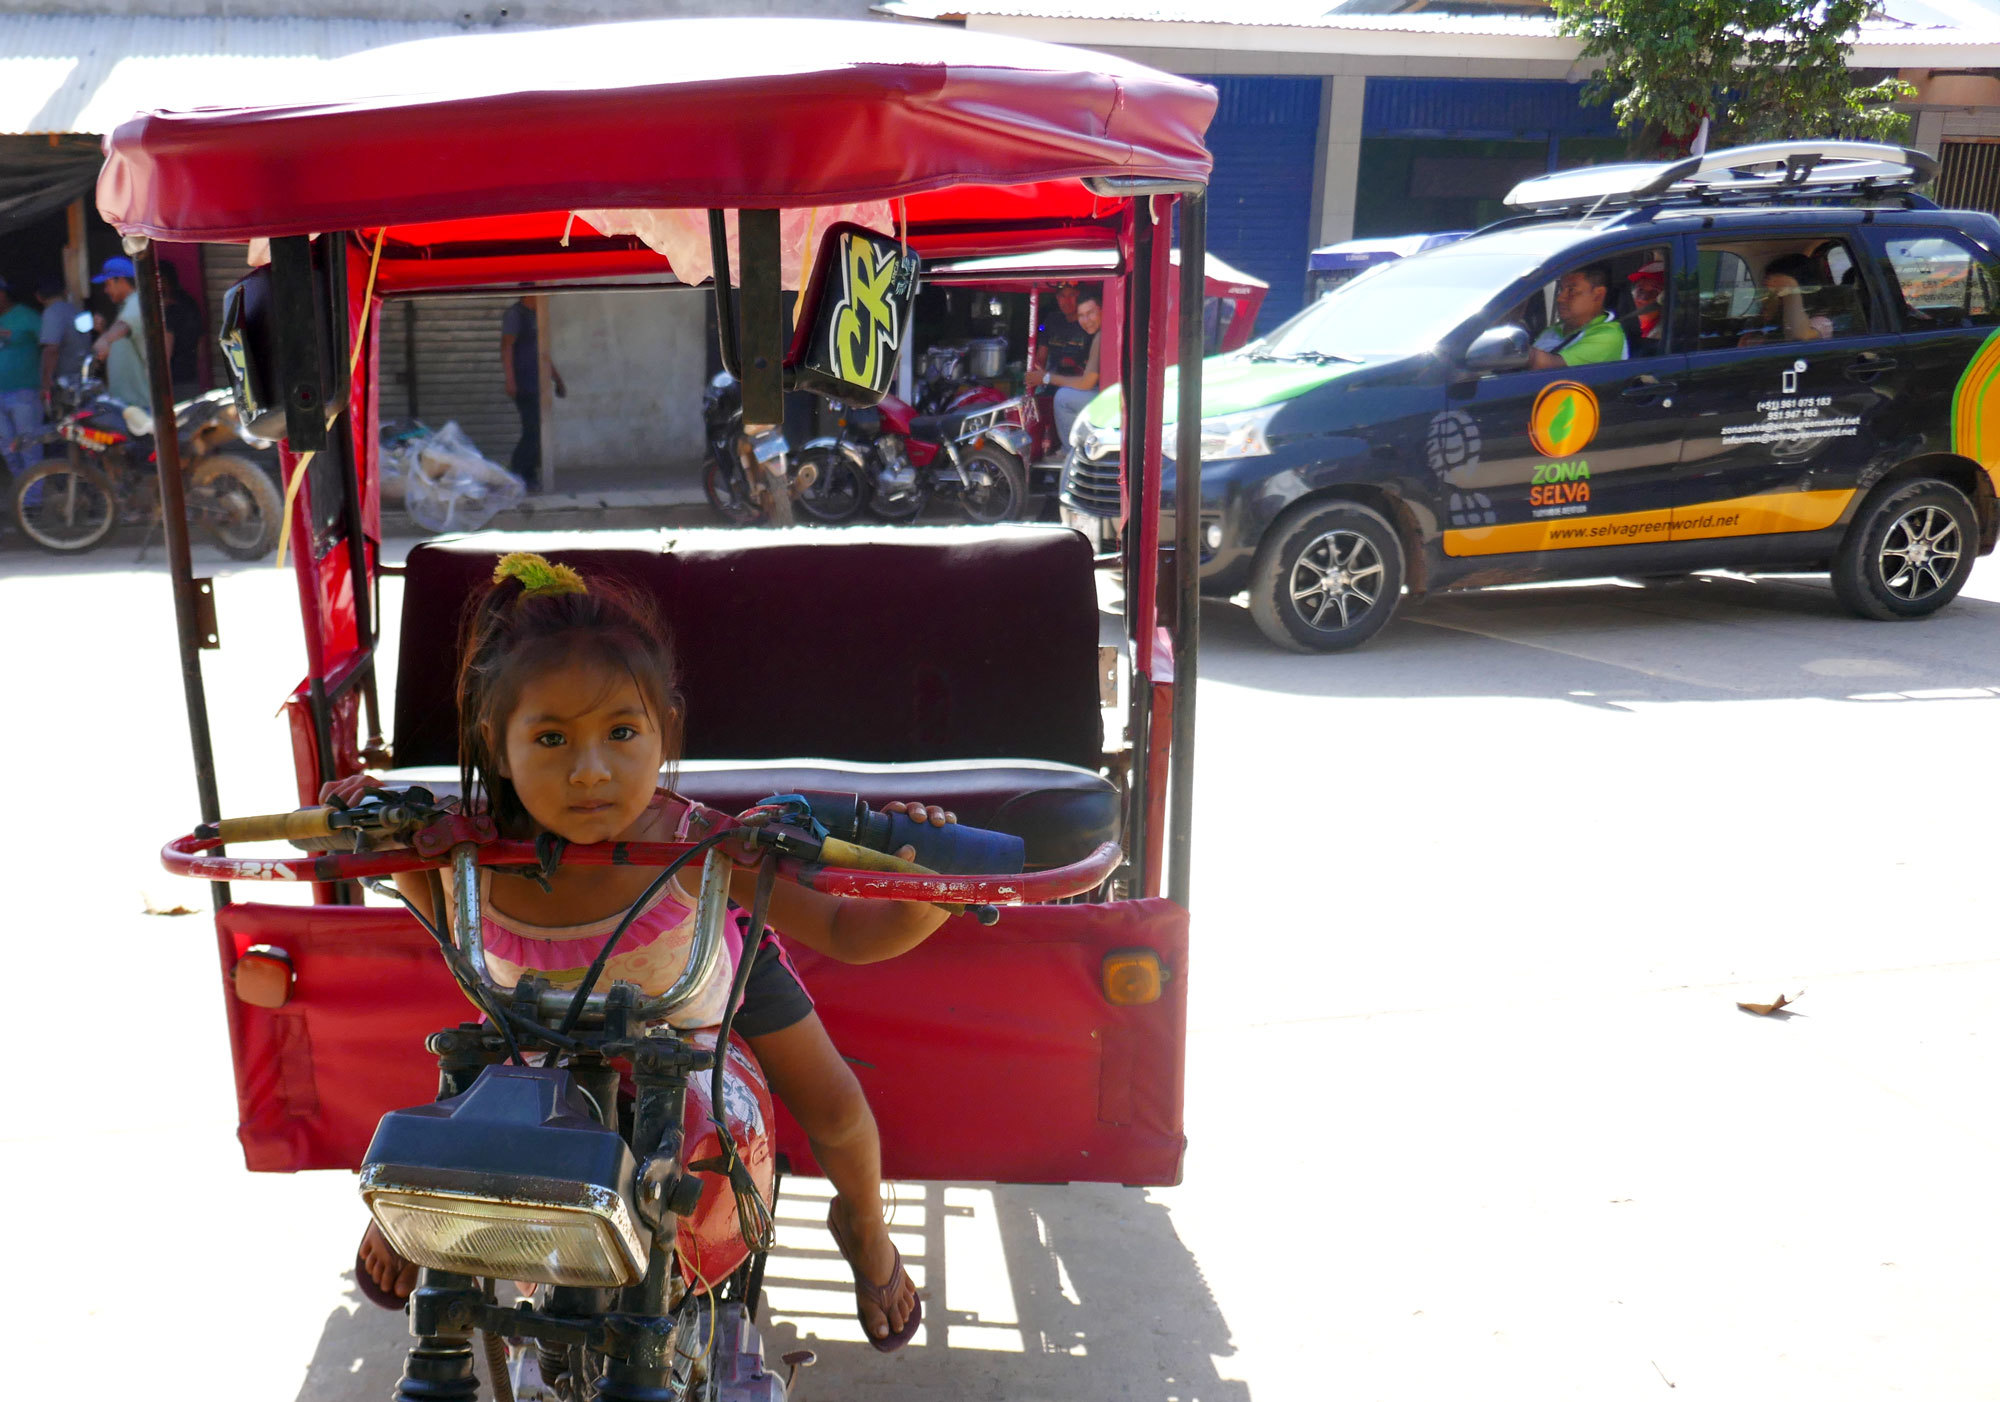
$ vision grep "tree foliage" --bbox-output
[1550,0,1914,151]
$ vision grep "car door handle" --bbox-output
[1846,355,1898,382]
[1620,377,1678,401]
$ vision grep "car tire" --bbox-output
[1249,499,1405,652]
[1831,477,1977,621]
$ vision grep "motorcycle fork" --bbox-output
[598,1057,690,1401]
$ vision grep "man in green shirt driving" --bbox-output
[1527,263,1628,370]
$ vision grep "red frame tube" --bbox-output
[161,833,1120,905]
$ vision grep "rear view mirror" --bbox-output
[1464,324,1530,373]
[786,224,921,406]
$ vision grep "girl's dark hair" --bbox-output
[457,563,683,836]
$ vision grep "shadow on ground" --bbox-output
[1201,572,2000,707]
[293,1180,1241,1402]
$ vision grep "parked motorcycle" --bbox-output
[173,787,1034,1402]
[10,344,282,558]
[700,371,853,527]
[801,391,1032,524]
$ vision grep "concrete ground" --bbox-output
[7,540,2000,1400]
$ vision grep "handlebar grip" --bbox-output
[208,807,340,844]
[815,836,931,876]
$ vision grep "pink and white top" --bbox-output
[444,793,736,1028]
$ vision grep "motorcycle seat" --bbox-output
[907,408,972,445]
[383,757,1118,870]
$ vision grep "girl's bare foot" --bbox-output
[359,1220,419,1302]
[828,1194,917,1342]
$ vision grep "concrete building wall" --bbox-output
[547,290,707,477]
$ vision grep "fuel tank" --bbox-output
[675,1029,777,1288]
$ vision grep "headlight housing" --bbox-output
[1195,404,1280,461]
[1071,412,1121,459]
[360,1066,646,1289]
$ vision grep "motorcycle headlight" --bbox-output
[359,1066,646,1289]
[1195,404,1279,461]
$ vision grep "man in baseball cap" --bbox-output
[1627,258,1666,342]
[90,256,154,408]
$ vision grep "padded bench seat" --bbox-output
[384,757,1117,870]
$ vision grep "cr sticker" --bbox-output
[1528,380,1600,459]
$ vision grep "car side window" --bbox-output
[1881,233,2000,331]
[1483,245,1668,374]
[1696,237,1867,350]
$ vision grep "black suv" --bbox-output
[1061,141,2000,651]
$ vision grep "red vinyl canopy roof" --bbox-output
[97,18,1216,250]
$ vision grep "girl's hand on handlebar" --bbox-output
[883,801,956,861]
[320,773,387,808]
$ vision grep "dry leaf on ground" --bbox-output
[1736,992,1801,1016]
[142,896,198,917]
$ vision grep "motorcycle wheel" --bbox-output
[958,446,1028,524]
[190,453,284,560]
[865,474,931,522]
[702,458,763,526]
[12,453,116,553]
[795,446,870,523]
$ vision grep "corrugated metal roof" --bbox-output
[0,15,466,134]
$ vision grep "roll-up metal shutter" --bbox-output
[1198,76,1323,331]
[1936,141,2000,217]
[406,296,518,465]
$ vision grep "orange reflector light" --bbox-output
[1102,949,1165,1006]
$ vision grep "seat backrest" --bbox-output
[391,526,1105,772]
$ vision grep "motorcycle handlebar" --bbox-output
[160,827,1120,906]
[198,807,339,844]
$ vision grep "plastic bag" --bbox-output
[377,418,430,506]
[400,420,525,532]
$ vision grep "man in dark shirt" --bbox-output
[501,298,566,492]
[157,261,204,399]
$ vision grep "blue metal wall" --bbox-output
[1197,75,1323,330]
[1362,77,1620,141]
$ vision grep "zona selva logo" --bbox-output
[1528,380,1600,459]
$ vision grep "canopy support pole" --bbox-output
[1168,191,1205,911]
[134,237,230,913]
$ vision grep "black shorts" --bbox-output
[731,932,815,1038]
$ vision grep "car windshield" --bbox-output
[1254,241,1566,360]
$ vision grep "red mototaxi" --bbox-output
[109,18,1215,1193]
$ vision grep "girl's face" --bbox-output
[492,660,671,844]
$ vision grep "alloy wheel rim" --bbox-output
[1879,504,1962,601]
[1289,528,1384,631]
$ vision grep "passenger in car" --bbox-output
[1739,253,1836,345]
[1527,263,1629,370]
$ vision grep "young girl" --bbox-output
[333,552,950,1350]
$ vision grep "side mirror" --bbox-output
[1464,324,1530,373]
[72,311,92,335]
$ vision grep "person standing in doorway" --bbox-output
[157,261,204,400]
[501,298,565,492]
[35,278,89,414]
[0,278,45,484]
[91,256,164,411]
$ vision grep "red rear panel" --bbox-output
[216,897,1188,1185]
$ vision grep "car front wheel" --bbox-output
[1249,500,1405,652]
[1832,478,1978,621]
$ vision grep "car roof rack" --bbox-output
[1503,141,1939,217]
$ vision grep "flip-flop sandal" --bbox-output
[354,1239,411,1312]
[826,1204,922,1353]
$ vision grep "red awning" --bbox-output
[97,18,1215,244]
